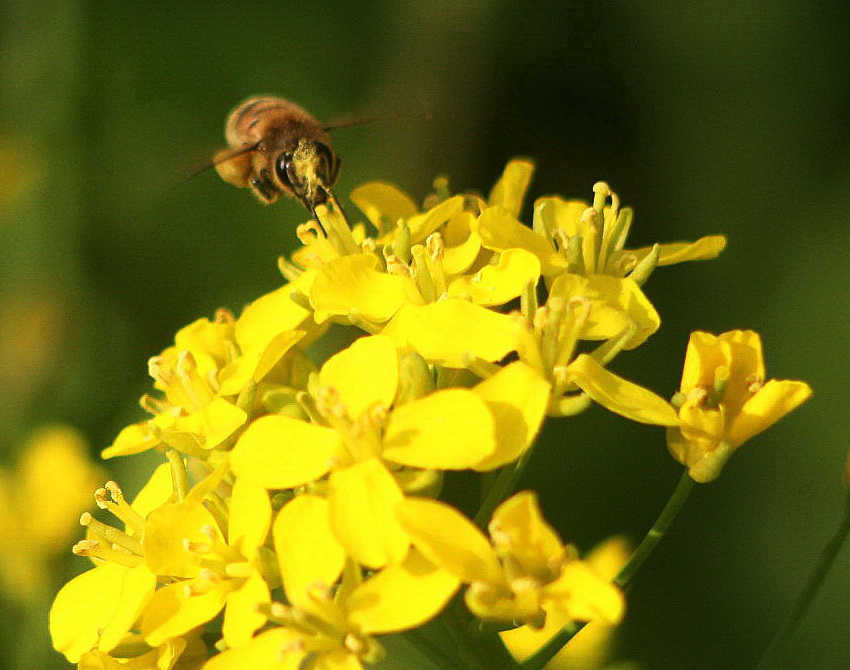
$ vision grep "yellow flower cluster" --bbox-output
[49,160,810,670]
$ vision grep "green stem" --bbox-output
[521,470,696,670]
[442,598,521,669]
[474,446,535,529]
[613,470,695,589]
[754,489,850,670]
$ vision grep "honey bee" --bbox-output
[213,96,341,213]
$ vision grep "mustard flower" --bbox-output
[140,478,272,649]
[500,536,631,668]
[203,494,458,670]
[513,285,678,424]
[231,334,550,566]
[479,179,726,284]
[667,330,812,482]
[51,460,273,662]
[302,160,542,343]
[397,491,624,629]
[50,465,173,663]
[103,276,319,461]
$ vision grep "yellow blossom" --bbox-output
[141,478,272,649]
[397,491,624,628]
[513,285,679,423]
[103,275,319,461]
[500,536,631,669]
[0,425,103,602]
[50,465,173,663]
[75,628,207,670]
[529,181,726,282]
[231,335,550,566]
[305,160,541,334]
[51,458,271,662]
[203,494,458,670]
[667,330,812,482]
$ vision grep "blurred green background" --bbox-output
[2,0,848,668]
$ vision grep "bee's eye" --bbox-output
[274,152,294,189]
[315,143,339,185]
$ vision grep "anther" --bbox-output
[72,540,100,556]
[214,308,235,324]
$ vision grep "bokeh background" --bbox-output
[2,1,848,668]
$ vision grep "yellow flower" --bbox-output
[231,335,551,566]
[349,157,532,263]
[512,283,679,423]
[479,180,726,283]
[203,494,458,670]
[50,466,173,663]
[140,478,272,649]
[51,458,271,662]
[667,330,812,482]
[103,277,319,460]
[304,160,541,335]
[397,491,624,629]
[0,425,103,602]
[500,536,631,669]
[75,628,207,670]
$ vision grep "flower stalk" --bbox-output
[754,487,850,670]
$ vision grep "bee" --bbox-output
[213,96,341,214]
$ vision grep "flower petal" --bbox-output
[488,159,535,218]
[406,195,464,242]
[543,560,624,624]
[329,458,408,568]
[230,415,341,489]
[319,335,399,419]
[729,379,812,447]
[274,495,345,604]
[222,569,270,647]
[310,254,412,323]
[567,354,680,426]
[228,479,272,560]
[49,563,129,663]
[173,397,247,449]
[350,181,418,236]
[384,300,522,368]
[98,564,158,654]
[384,389,496,469]
[448,248,541,307]
[478,207,561,275]
[347,550,459,634]
[631,235,727,266]
[236,277,315,356]
[141,580,228,647]
[202,627,305,670]
[396,497,502,585]
[130,463,174,518]
[472,362,551,470]
[441,212,482,275]
[102,421,161,459]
